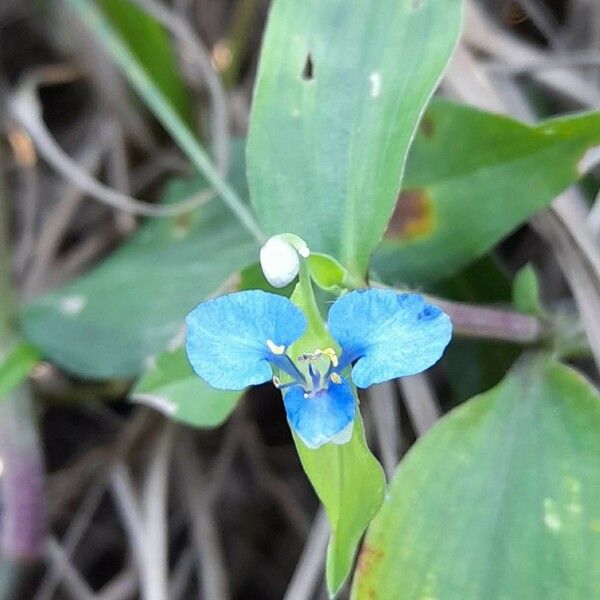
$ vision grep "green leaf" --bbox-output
[307,252,363,293]
[21,144,256,380]
[131,347,241,427]
[0,343,40,401]
[307,253,346,292]
[352,355,600,599]
[374,101,600,285]
[99,0,193,125]
[513,263,544,316]
[294,415,385,597]
[247,0,462,277]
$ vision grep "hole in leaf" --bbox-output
[302,53,314,81]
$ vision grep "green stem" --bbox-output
[296,260,328,337]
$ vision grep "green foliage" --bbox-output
[99,0,193,125]
[247,0,462,278]
[21,147,256,379]
[132,348,241,427]
[21,2,600,597]
[307,253,359,293]
[374,101,600,284]
[352,355,600,599]
[513,263,545,316]
[0,343,40,401]
[294,416,386,597]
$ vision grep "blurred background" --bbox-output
[1,0,599,598]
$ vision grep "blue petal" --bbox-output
[185,290,306,390]
[328,289,452,388]
[282,379,356,449]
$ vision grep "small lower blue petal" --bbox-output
[328,289,452,388]
[283,379,356,449]
[185,290,306,390]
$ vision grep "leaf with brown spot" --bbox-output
[355,544,385,578]
[419,115,434,138]
[373,100,600,285]
[385,189,434,241]
[247,0,462,279]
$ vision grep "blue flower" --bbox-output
[185,288,452,449]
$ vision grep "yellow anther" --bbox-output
[266,339,286,355]
[321,347,339,367]
[272,376,281,388]
[330,373,342,384]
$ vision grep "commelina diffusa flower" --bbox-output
[185,288,452,449]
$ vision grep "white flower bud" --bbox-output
[260,236,301,288]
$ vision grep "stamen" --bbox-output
[270,353,309,388]
[298,348,339,367]
[272,374,307,392]
[266,339,286,355]
[284,355,309,385]
[298,352,318,362]
[330,373,342,384]
[321,347,339,367]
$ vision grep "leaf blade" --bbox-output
[294,414,385,596]
[375,101,600,284]
[131,348,242,427]
[248,0,462,276]
[352,355,600,599]
[21,143,257,379]
[99,0,193,125]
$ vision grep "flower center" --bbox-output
[272,347,341,396]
